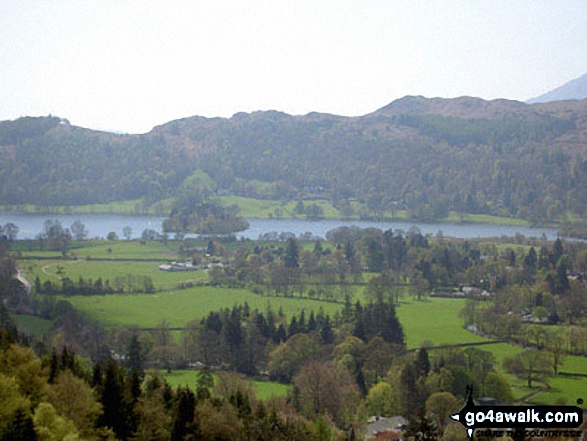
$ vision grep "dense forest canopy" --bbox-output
[1,97,587,223]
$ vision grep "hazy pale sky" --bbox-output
[1,0,586,133]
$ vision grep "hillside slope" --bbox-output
[1,97,587,223]
[528,73,587,104]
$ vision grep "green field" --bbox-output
[395,298,488,348]
[19,240,181,260]
[10,314,53,339]
[534,375,587,405]
[218,195,342,219]
[161,370,290,401]
[63,287,344,328]
[0,199,147,215]
[16,236,585,406]
[444,212,531,227]
[25,259,206,290]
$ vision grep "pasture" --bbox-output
[17,240,182,260]
[10,314,53,339]
[25,259,206,290]
[395,298,487,348]
[161,370,290,401]
[63,287,344,329]
[14,235,586,407]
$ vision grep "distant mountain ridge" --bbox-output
[1,95,587,223]
[528,73,587,104]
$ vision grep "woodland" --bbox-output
[2,96,587,440]
[1,97,587,226]
[1,224,587,440]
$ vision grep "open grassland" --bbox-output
[161,370,290,401]
[10,314,53,339]
[445,212,531,226]
[533,375,587,405]
[27,259,206,289]
[76,241,181,259]
[63,287,344,328]
[530,355,587,405]
[0,199,145,215]
[17,240,181,260]
[395,298,488,348]
[218,196,285,218]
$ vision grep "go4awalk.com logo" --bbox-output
[450,390,583,439]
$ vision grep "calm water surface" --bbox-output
[0,212,560,241]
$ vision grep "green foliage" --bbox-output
[365,381,398,417]
[0,374,32,439]
[502,349,551,388]
[1,101,587,224]
[163,189,249,234]
[0,116,191,205]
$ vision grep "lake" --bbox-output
[0,212,560,241]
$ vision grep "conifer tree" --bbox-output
[171,388,196,441]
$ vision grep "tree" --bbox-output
[284,238,300,269]
[311,415,333,441]
[0,374,32,439]
[33,402,80,441]
[484,373,514,403]
[293,361,361,428]
[405,406,438,441]
[365,381,399,417]
[127,333,144,377]
[141,228,159,241]
[268,334,322,382]
[364,271,395,303]
[171,388,196,441]
[196,367,215,400]
[49,370,103,438]
[545,329,567,375]
[3,223,19,241]
[195,400,244,440]
[365,236,385,272]
[70,220,88,241]
[107,231,119,241]
[425,392,460,436]
[133,382,172,441]
[40,219,72,255]
[0,345,49,407]
[305,203,324,220]
[99,357,133,439]
[503,350,551,388]
[123,226,133,240]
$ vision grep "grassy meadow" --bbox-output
[24,259,206,289]
[63,287,344,329]
[161,370,290,402]
[395,298,487,348]
[10,314,53,339]
[13,236,587,406]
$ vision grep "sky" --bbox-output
[1,0,586,134]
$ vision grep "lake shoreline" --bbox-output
[0,210,561,241]
[0,206,543,228]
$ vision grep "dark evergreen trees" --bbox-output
[98,358,134,440]
[171,388,196,441]
[284,238,300,269]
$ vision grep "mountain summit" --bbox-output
[528,73,587,103]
